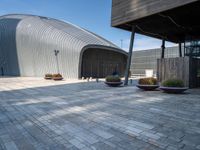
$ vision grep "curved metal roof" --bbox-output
[0,14,122,48]
[0,14,127,78]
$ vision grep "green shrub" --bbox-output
[45,74,53,78]
[138,77,157,85]
[162,79,184,87]
[106,75,121,82]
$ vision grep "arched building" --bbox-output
[0,14,127,78]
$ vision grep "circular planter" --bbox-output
[53,77,63,81]
[44,77,52,80]
[136,84,159,91]
[105,81,123,87]
[159,86,188,94]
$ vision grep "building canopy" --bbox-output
[112,0,200,43]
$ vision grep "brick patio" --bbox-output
[0,77,200,150]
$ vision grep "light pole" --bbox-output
[54,50,60,73]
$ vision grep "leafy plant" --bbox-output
[106,75,121,82]
[138,77,157,85]
[45,74,53,78]
[162,79,184,87]
[52,73,63,78]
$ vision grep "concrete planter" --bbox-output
[44,77,52,80]
[136,84,159,91]
[159,86,188,94]
[105,81,123,87]
[53,77,63,81]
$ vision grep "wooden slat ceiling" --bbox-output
[114,1,200,43]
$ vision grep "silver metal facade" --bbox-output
[0,14,127,78]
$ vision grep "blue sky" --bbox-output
[0,0,176,51]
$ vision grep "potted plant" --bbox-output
[52,73,63,80]
[160,79,188,93]
[44,74,53,80]
[105,75,123,87]
[136,77,159,90]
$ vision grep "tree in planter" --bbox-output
[52,73,63,80]
[162,79,184,87]
[106,75,121,82]
[160,79,188,93]
[105,75,123,87]
[137,77,159,90]
[44,74,53,79]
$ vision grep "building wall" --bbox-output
[15,16,83,78]
[157,57,190,87]
[130,46,183,75]
[82,49,127,78]
[0,14,127,78]
[0,18,21,76]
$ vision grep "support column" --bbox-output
[161,39,165,58]
[179,42,182,57]
[124,25,135,86]
[183,42,186,57]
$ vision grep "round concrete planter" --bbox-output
[136,84,159,91]
[159,86,188,94]
[105,81,123,87]
[53,77,63,81]
[44,77,52,80]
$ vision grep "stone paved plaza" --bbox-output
[0,77,200,150]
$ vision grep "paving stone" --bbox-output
[0,77,200,150]
[0,135,13,143]
[125,126,143,134]
[196,145,200,149]
[75,131,99,144]
[181,145,198,150]
[4,141,19,150]
[128,120,154,130]
[91,128,113,139]
[166,145,178,150]
[91,142,116,150]
[141,131,161,140]
[69,138,86,149]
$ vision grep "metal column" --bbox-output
[124,25,135,85]
[179,42,182,57]
[183,41,186,57]
[161,39,165,58]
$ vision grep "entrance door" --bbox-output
[81,49,126,78]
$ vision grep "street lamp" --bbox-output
[54,50,60,73]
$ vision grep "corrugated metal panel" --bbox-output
[0,17,20,76]
[0,14,127,78]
